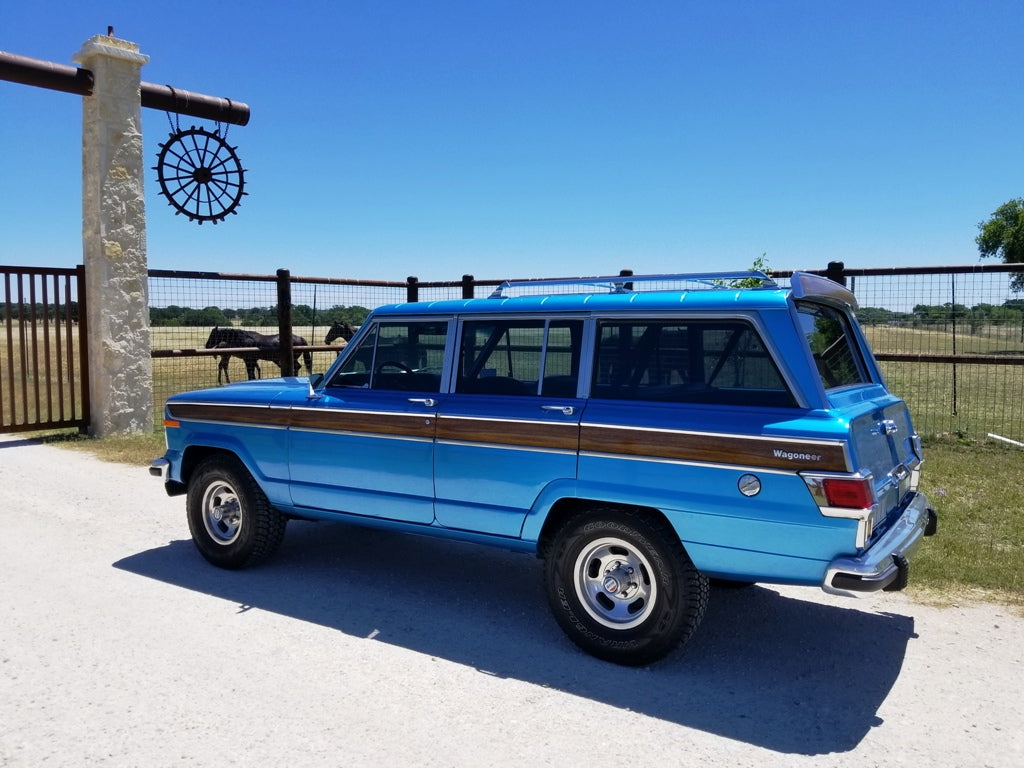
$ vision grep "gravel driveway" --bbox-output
[1,433,1021,767]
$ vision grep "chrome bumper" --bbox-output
[149,457,170,481]
[823,491,937,597]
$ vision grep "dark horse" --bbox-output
[324,320,357,346]
[205,326,313,383]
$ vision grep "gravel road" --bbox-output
[1,433,1022,767]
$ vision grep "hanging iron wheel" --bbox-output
[154,126,246,224]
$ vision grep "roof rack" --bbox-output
[487,271,777,298]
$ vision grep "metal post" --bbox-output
[826,261,846,286]
[277,269,294,377]
[462,274,475,300]
[407,276,419,303]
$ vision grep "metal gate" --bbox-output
[1,265,89,433]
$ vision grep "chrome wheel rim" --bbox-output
[201,480,243,545]
[573,536,657,630]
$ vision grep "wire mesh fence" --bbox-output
[840,266,1024,442]
[147,263,1024,443]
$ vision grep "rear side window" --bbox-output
[458,319,583,397]
[592,319,795,407]
[796,301,869,390]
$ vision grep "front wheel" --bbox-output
[544,509,708,666]
[186,455,287,569]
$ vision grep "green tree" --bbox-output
[976,198,1024,290]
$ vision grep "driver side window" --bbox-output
[329,321,447,392]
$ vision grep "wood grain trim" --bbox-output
[168,402,435,439]
[168,402,284,426]
[436,416,579,451]
[288,407,435,439]
[169,402,848,472]
[580,423,850,472]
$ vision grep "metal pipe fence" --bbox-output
[148,262,1024,442]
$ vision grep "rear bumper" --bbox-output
[823,491,937,597]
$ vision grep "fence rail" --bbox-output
[147,261,1024,442]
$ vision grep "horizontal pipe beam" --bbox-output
[0,50,93,95]
[0,50,250,126]
[140,82,249,126]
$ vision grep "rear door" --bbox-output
[433,317,586,537]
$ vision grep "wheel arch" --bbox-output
[535,497,676,561]
[180,444,240,489]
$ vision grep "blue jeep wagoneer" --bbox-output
[152,271,937,665]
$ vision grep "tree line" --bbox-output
[147,303,371,328]
[3,300,1024,330]
[857,299,1024,328]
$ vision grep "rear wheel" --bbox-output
[544,509,708,666]
[186,455,286,569]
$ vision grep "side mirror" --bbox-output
[307,373,325,399]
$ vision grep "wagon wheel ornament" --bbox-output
[154,118,247,225]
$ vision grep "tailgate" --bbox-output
[848,397,923,542]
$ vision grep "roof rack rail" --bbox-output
[487,271,776,298]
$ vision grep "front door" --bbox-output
[288,319,450,524]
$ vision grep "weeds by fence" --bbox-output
[143,262,1024,443]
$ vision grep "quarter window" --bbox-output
[592,319,795,407]
[796,302,869,389]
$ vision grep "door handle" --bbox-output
[541,405,575,416]
[408,398,438,407]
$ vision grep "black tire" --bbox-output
[186,455,287,569]
[544,509,708,666]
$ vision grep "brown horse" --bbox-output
[205,327,313,383]
[324,320,357,346]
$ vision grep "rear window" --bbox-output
[592,319,795,407]
[796,301,870,389]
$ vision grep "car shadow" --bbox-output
[113,520,914,755]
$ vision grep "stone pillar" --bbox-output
[72,35,152,436]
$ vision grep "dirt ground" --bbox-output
[1,433,1021,767]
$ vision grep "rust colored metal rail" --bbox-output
[875,352,1024,366]
[0,50,250,126]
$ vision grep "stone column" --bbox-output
[72,35,152,436]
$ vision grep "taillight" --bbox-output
[822,476,875,509]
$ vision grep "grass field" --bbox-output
[0,322,86,429]
[863,323,1024,441]
[4,321,1024,442]
[150,324,347,413]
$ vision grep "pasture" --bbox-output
[151,324,349,408]
[0,321,86,430]
[2,320,1022,443]
[863,323,1024,441]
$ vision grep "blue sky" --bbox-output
[2,1,1022,281]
